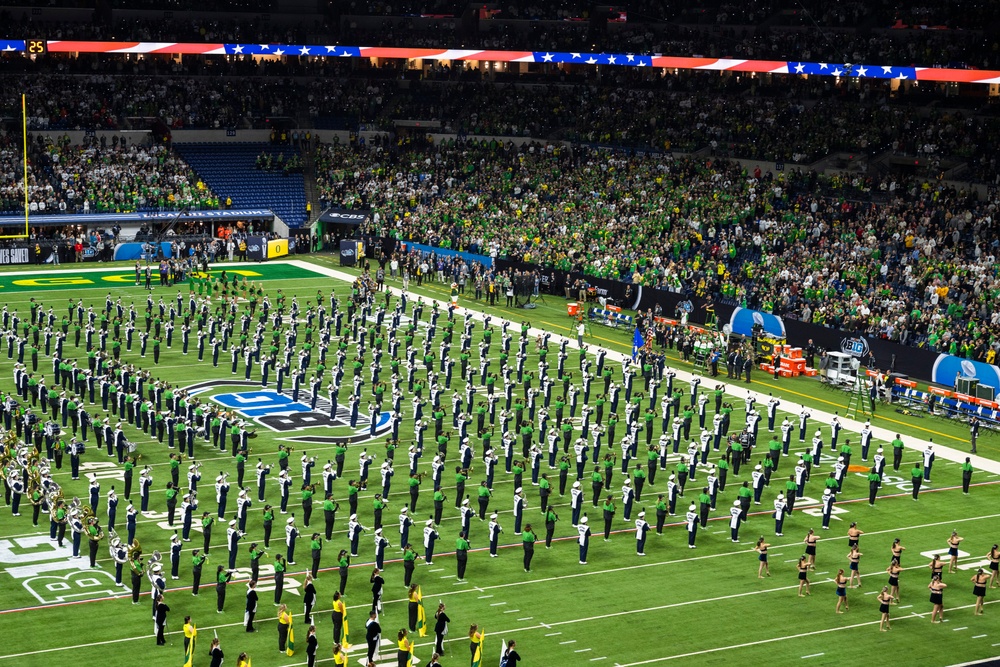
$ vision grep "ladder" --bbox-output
[845,375,869,420]
[691,306,721,376]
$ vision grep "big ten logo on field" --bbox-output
[78,461,125,482]
[795,496,849,521]
[0,536,121,605]
[918,548,993,571]
[231,564,301,597]
[853,472,912,492]
[213,389,335,432]
[188,380,393,445]
[140,510,204,535]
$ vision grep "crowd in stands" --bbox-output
[3,73,311,131]
[317,135,999,360]
[5,64,1000,181]
[0,135,219,215]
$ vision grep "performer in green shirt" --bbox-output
[961,457,974,495]
[455,533,470,581]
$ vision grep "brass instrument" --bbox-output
[146,550,164,588]
[80,504,95,524]
[127,538,143,561]
[108,530,128,563]
[87,517,104,542]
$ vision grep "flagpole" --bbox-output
[22,93,29,237]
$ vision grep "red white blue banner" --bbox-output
[4,39,1000,84]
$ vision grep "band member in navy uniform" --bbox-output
[922,443,935,482]
[488,514,503,558]
[577,515,591,564]
[685,503,699,548]
[821,488,836,529]
[773,493,787,535]
[635,511,650,556]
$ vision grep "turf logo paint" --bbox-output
[795,495,849,521]
[0,536,121,605]
[185,380,392,445]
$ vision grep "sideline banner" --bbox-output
[267,239,289,259]
[932,355,1000,390]
[0,247,31,265]
[113,242,174,261]
[728,307,786,338]
[402,242,493,269]
[245,236,267,262]
[0,243,104,265]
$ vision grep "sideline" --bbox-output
[2,552,995,661]
[611,600,1000,665]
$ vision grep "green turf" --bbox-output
[312,255,996,464]
[0,258,997,667]
[0,262,315,293]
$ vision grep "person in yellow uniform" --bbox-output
[469,624,484,665]
[332,592,350,648]
[236,652,251,667]
[332,642,349,666]
[182,617,197,667]
[407,584,425,635]
[396,628,414,667]
[278,604,293,653]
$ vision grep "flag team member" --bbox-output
[244,580,259,632]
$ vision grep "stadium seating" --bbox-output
[174,143,308,228]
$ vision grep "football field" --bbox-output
[0,257,997,667]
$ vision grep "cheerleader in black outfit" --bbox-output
[754,537,770,578]
[890,538,905,565]
[877,586,893,631]
[797,556,811,597]
[971,568,989,616]
[929,554,944,580]
[847,545,863,588]
[834,569,849,613]
[803,529,819,570]
[947,531,964,574]
[929,574,947,623]
[886,560,903,603]
[987,545,1000,589]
